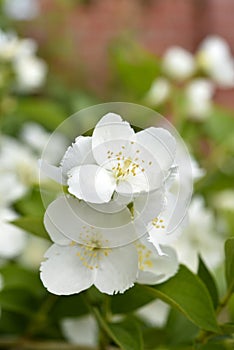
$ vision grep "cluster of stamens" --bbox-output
[152,217,165,230]
[136,243,153,271]
[73,226,111,270]
[106,144,153,181]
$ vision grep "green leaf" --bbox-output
[198,256,219,308]
[225,238,234,292]
[0,288,39,316]
[0,310,28,335]
[165,308,199,345]
[94,309,143,350]
[141,265,220,333]
[111,284,154,314]
[50,293,89,320]
[108,318,144,350]
[17,98,67,131]
[110,40,160,99]
[11,216,50,241]
[0,263,45,297]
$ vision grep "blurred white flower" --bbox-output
[40,112,176,204]
[0,171,25,207]
[0,28,47,92]
[185,79,215,120]
[0,136,39,196]
[0,29,36,61]
[3,0,40,21]
[197,35,234,88]
[212,190,234,211]
[21,122,69,163]
[0,207,27,259]
[14,55,47,92]
[19,236,50,269]
[144,77,171,106]
[163,46,196,81]
[173,196,225,272]
[61,315,98,347]
[137,300,170,328]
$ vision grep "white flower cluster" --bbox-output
[145,36,234,120]
[0,123,67,262]
[0,28,47,92]
[40,112,192,295]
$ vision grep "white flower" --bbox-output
[197,36,234,88]
[163,46,196,81]
[21,122,69,163]
[0,207,27,259]
[41,194,178,295]
[19,236,50,269]
[40,113,176,204]
[0,171,25,207]
[185,79,215,120]
[0,136,39,196]
[14,55,47,92]
[0,29,36,61]
[146,192,187,256]
[40,195,139,295]
[136,235,178,284]
[3,0,40,21]
[144,77,171,106]
[212,190,234,212]
[61,315,98,347]
[173,196,225,272]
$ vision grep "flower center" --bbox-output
[74,229,111,270]
[112,158,140,181]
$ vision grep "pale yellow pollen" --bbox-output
[76,230,111,270]
[136,243,153,271]
[152,217,166,231]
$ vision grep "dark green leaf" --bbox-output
[0,263,45,297]
[166,308,199,345]
[225,238,234,292]
[198,256,219,308]
[141,265,220,333]
[11,216,50,241]
[94,309,143,350]
[111,284,154,314]
[0,288,39,316]
[0,310,28,335]
[50,293,89,320]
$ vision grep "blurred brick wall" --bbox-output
[26,0,234,107]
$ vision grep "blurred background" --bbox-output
[0,0,234,348]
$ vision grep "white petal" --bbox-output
[67,164,116,203]
[39,159,66,185]
[40,244,95,295]
[61,136,95,177]
[45,195,139,248]
[92,113,135,167]
[136,238,179,285]
[44,213,71,245]
[136,128,176,172]
[134,189,165,224]
[94,243,138,294]
[0,222,27,258]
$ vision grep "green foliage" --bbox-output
[225,238,234,293]
[110,40,160,99]
[198,256,219,308]
[11,216,50,240]
[141,265,220,333]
